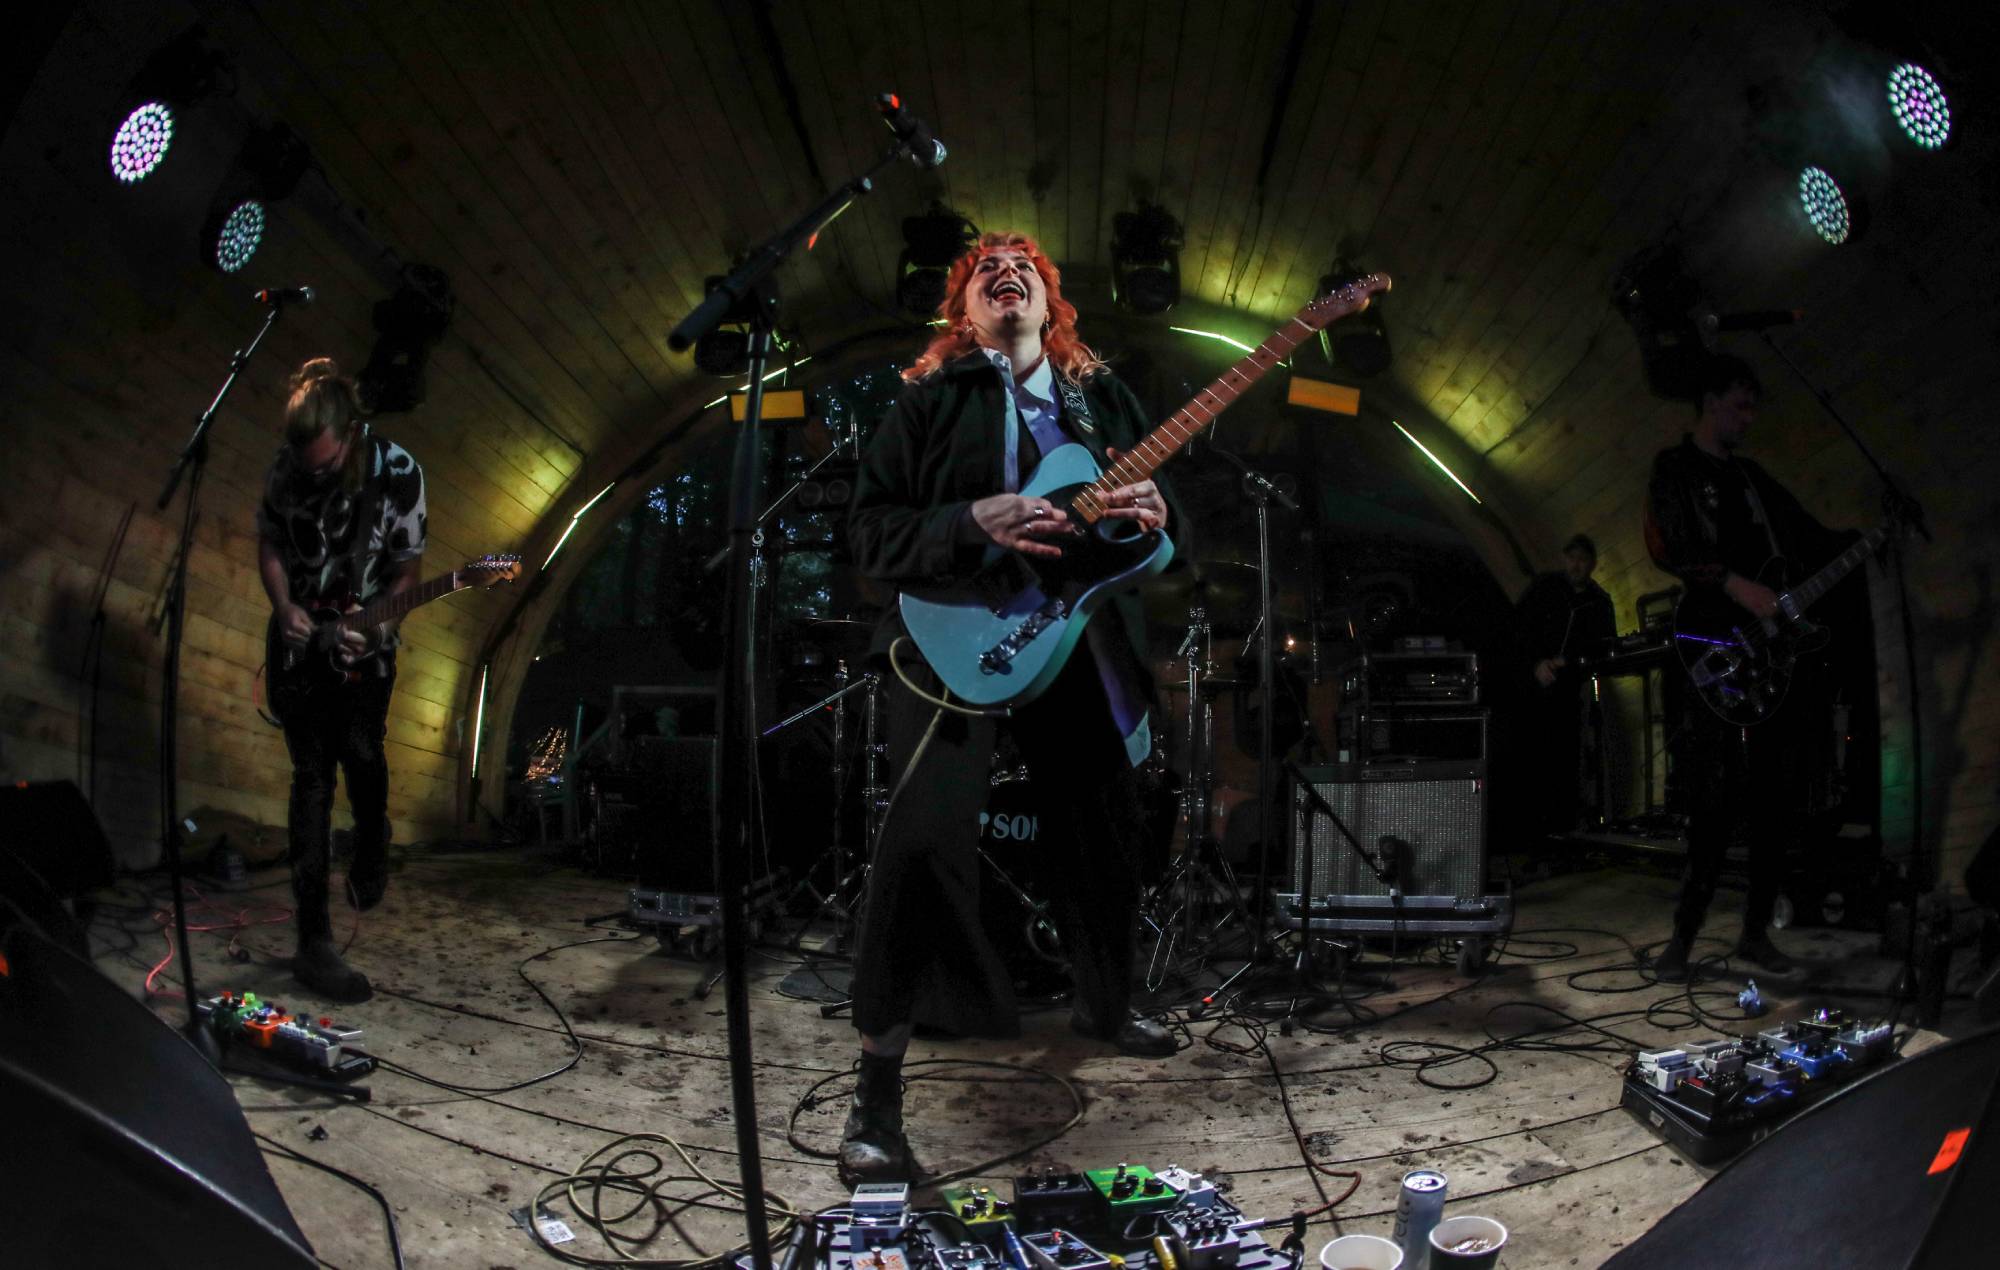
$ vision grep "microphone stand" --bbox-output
[668,135,923,1270]
[1756,330,1932,1002]
[1202,447,1295,967]
[155,301,288,1063]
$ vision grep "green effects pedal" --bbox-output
[1083,1163,1179,1217]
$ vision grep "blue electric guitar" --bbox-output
[901,274,1392,709]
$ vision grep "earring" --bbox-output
[1040,319,1051,336]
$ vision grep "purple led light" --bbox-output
[110,101,175,183]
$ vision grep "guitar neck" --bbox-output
[1069,318,1319,520]
[1783,524,1889,613]
[338,571,462,631]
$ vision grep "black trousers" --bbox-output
[1670,695,1811,945]
[276,671,395,943]
[850,649,1145,1039]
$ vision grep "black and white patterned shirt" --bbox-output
[257,429,426,668]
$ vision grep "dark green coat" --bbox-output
[849,352,1187,669]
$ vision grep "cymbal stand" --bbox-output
[1140,607,1260,992]
[764,664,881,953]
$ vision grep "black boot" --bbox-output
[345,847,388,912]
[838,1051,914,1186]
[293,936,373,1003]
[1653,936,1692,983]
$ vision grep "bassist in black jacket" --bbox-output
[841,233,1180,1184]
[1643,354,1848,980]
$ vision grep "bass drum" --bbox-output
[976,773,1067,994]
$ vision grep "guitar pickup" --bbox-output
[979,598,1067,675]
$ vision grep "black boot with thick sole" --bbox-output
[838,1051,915,1186]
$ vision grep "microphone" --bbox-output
[1700,308,1800,335]
[876,92,947,169]
[254,285,316,307]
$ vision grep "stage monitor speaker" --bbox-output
[0,779,115,958]
[1291,761,1487,898]
[1607,1025,2000,1268]
[633,737,720,891]
[0,924,315,1268]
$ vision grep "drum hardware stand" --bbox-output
[1204,448,1295,963]
[764,663,885,954]
[1140,605,1259,991]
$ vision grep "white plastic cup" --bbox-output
[1319,1233,1404,1270]
[1427,1215,1509,1268]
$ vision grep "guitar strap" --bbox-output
[342,429,387,655]
[1054,375,1097,436]
[1735,462,1785,567]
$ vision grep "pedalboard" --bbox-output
[739,1171,1283,1270]
[1622,1007,1895,1163]
[195,991,374,1080]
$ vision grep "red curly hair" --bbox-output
[903,232,1107,384]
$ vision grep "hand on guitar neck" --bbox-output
[1723,573,1781,621]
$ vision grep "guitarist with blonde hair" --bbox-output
[257,356,426,1003]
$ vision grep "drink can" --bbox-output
[1392,1168,1448,1265]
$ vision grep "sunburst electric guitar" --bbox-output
[267,554,521,702]
[900,275,1391,709]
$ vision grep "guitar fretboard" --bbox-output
[1067,276,1386,521]
[1784,525,1889,613]
[337,572,461,632]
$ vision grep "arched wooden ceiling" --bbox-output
[4,1,1995,878]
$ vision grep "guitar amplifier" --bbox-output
[1290,761,1487,899]
[630,737,720,891]
[1339,651,1480,706]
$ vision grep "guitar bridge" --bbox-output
[979,597,1068,675]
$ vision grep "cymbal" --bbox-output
[806,617,874,633]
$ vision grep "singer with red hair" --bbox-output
[841,233,1184,1183]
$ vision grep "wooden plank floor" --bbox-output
[89,850,1975,1269]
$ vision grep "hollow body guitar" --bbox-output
[1672,523,1889,726]
[900,275,1390,709]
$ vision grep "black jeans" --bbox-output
[277,671,395,943]
[850,650,1145,1039]
[1670,695,1811,945]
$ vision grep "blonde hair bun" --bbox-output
[291,357,344,391]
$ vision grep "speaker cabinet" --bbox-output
[1290,761,1487,899]
[630,737,720,891]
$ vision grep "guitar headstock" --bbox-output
[463,554,523,587]
[1301,272,1393,331]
